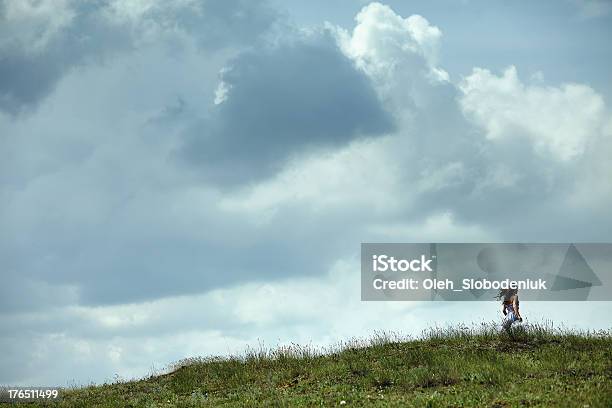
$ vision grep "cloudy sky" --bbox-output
[1,0,611,386]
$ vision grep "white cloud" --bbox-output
[218,136,405,220]
[459,66,607,162]
[337,2,442,70]
[331,1,448,106]
[213,79,231,105]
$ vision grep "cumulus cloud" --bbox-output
[336,2,443,77]
[459,66,606,161]
[332,2,449,110]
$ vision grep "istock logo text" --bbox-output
[372,254,434,272]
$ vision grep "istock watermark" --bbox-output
[361,243,612,301]
[372,254,434,272]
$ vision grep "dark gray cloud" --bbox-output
[0,49,65,114]
[178,32,394,185]
[0,189,370,307]
[0,0,277,114]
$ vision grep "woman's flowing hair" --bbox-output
[495,288,518,302]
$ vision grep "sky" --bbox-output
[1,0,611,386]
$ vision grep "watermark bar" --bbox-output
[361,243,612,301]
[0,387,62,403]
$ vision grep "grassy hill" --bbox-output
[8,324,612,407]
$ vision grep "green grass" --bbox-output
[7,323,612,407]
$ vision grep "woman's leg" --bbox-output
[502,310,516,331]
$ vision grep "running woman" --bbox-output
[497,288,522,330]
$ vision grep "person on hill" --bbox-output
[496,288,522,331]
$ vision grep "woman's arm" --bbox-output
[513,296,521,320]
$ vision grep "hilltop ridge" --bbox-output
[8,324,612,407]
